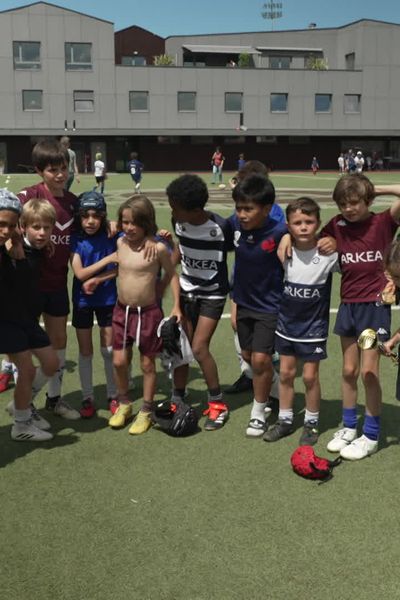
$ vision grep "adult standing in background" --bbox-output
[211,146,225,184]
[60,136,80,191]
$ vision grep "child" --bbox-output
[311,156,319,175]
[70,191,118,418]
[263,197,339,445]
[18,139,80,420]
[166,174,233,430]
[238,153,246,171]
[231,174,287,437]
[322,174,400,460]
[109,195,181,434]
[211,147,225,184]
[127,152,144,191]
[0,189,59,441]
[94,152,106,194]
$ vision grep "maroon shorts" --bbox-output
[112,301,163,356]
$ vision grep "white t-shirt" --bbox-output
[94,160,105,177]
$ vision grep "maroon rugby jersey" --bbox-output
[18,183,77,292]
[321,209,398,303]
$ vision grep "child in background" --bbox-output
[70,191,118,418]
[167,174,233,430]
[0,190,58,441]
[323,175,400,460]
[94,152,106,194]
[311,156,319,175]
[264,197,338,445]
[127,152,144,191]
[18,139,80,420]
[238,153,246,171]
[109,195,181,435]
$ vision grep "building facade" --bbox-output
[1,1,400,172]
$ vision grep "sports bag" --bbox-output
[290,445,341,483]
[151,400,199,437]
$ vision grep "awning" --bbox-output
[255,46,323,52]
[183,44,261,55]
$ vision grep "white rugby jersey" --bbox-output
[276,246,339,342]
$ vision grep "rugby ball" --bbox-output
[218,184,226,190]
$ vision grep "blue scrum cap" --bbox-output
[77,191,107,213]
[0,189,22,214]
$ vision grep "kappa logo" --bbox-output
[55,218,74,232]
[337,219,347,226]
[377,328,388,335]
[313,347,324,354]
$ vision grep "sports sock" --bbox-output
[250,399,267,422]
[172,388,186,401]
[1,359,14,374]
[79,353,93,400]
[208,388,223,403]
[100,346,117,398]
[14,408,31,423]
[304,409,319,425]
[47,349,66,398]
[363,415,380,441]
[141,400,153,414]
[278,408,294,423]
[32,367,49,401]
[343,407,357,429]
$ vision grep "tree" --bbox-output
[153,54,175,66]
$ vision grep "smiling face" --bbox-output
[0,210,19,246]
[37,162,68,196]
[23,218,53,249]
[287,209,320,249]
[336,195,371,223]
[235,200,271,230]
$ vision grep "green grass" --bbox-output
[1,179,400,599]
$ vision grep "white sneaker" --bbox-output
[11,419,53,442]
[340,435,378,461]
[6,401,51,430]
[53,399,81,420]
[327,427,357,452]
[246,418,266,438]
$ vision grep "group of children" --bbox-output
[2,137,400,463]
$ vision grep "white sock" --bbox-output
[32,367,49,401]
[1,359,14,374]
[14,408,31,423]
[101,346,117,398]
[304,409,319,425]
[47,349,66,398]
[278,408,294,423]
[250,398,267,422]
[79,353,93,399]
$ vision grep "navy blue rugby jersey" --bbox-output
[230,214,287,313]
[276,246,339,342]
[174,212,234,298]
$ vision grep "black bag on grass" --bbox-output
[151,400,199,437]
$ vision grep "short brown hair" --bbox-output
[286,197,320,221]
[20,199,56,227]
[384,239,400,276]
[333,173,375,206]
[117,195,157,236]
[32,139,69,171]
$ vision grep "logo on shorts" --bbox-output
[377,328,388,335]
[313,347,324,354]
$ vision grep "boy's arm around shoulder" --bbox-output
[374,184,400,221]
[157,243,182,322]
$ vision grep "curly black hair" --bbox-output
[166,174,208,210]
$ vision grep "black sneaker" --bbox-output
[224,373,253,394]
[299,422,319,446]
[45,393,60,411]
[263,419,294,442]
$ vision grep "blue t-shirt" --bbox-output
[127,159,144,182]
[71,231,117,308]
[230,213,287,313]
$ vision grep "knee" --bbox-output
[342,365,359,383]
[113,355,128,370]
[280,367,296,386]
[303,373,319,390]
[42,356,60,378]
[192,343,208,363]
[140,357,156,376]
[361,368,379,385]
[251,356,272,376]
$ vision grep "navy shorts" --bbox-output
[40,288,70,317]
[236,307,277,355]
[72,305,114,329]
[0,319,50,354]
[334,302,391,341]
[275,335,327,361]
[180,294,226,329]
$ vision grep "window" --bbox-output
[121,55,147,66]
[157,136,180,144]
[225,92,243,112]
[315,94,332,113]
[289,136,310,145]
[129,91,149,111]
[223,136,246,144]
[345,53,355,70]
[269,56,291,69]
[22,90,42,111]
[256,136,277,144]
[74,90,94,112]
[65,43,92,70]
[344,94,361,114]
[13,42,40,69]
[178,92,196,112]
[270,93,288,112]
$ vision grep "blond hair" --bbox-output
[95,152,102,160]
[20,199,56,227]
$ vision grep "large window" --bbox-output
[269,56,291,69]
[225,92,243,112]
[129,91,149,111]
[74,90,94,112]
[344,94,361,114]
[315,94,332,113]
[22,90,42,111]
[121,55,147,66]
[13,42,40,69]
[178,92,196,112]
[65,43,92,70]
[270,93,288,112]
[345,52,355,70]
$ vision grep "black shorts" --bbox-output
[0,319,50,354]
[40,288,70,318]
[180,294,226,329]
[236,307,277,355]
[96,176,105,184]
[72,305,114,329]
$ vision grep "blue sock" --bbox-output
[363,415,380,441]
[343,407,357,429]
